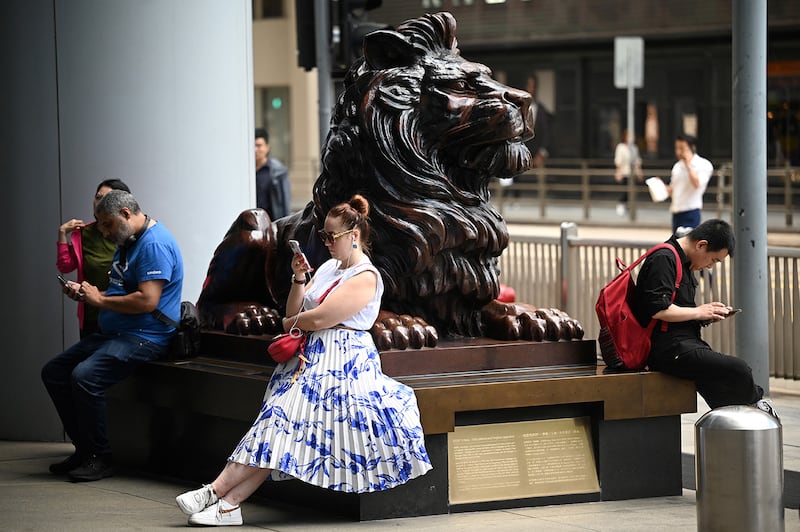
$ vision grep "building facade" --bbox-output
[372,0,800,165]
[253,1,800,207]
[252,0,320,209]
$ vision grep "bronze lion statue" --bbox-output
[197,12,583,350]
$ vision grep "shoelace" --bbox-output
[194,485,212,502]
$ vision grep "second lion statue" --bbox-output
[197,12,584,350]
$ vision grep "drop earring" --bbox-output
[352,236,357,249]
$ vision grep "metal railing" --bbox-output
[490,159,800,227]
[499,225,800,379]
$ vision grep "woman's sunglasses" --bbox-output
[317,228,354,244]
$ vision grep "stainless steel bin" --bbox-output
[695,405,783,532]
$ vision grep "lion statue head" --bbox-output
[282,12,534,337]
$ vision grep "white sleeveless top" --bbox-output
[303,256,384,331]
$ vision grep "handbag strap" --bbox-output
[286,277,343,337]
[152,308,179,329]
[287,310,303,337]
[316,278,341,303]
[634,243,683,333]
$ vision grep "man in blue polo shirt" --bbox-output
[42,190,184,482]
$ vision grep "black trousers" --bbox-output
[618,176,630,203]
[649,346,763,409]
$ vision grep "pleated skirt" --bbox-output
[228,328,432,493]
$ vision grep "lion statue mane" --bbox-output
[197,12,583,348]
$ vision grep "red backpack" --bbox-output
[595,243,682,371]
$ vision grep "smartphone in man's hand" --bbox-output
[726,308,743,317]
[58,274,83,299]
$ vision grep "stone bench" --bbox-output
[108,333,696,520]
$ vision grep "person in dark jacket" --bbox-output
[254,128,290,220]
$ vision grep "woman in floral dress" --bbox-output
[175,195,431,526]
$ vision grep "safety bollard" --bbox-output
[695,405,783,532]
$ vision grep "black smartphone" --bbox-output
[727,308,743,316]
[57,274,70,287]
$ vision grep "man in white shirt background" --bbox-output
[666,134,714,235]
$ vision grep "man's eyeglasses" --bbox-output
[317,228,354,244]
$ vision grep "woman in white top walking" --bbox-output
[614,129,643,216]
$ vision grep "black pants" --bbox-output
[618,176,629,203]
[649,346,763,409]
[41,333,165,455]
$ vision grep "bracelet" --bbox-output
[291,274,305,285]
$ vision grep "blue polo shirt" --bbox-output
[98,222,184,346]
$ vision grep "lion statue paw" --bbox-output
[222,304,283,336]
[370,311,439,351]
[482,300,584,342]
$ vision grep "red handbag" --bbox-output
[267,330,306,363]
[268,278,341,366]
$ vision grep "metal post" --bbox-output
[785,164,794,227]
[626,85,635,149]
[314,0,333,150]
[628,168,637,222]
[560,222,577,312]
[582,162,590,220]
[733,0,769,392]
[627,84,636,218]
[538,166,546,218]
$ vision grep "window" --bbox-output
[255,87,291,166]
[252,0,283,19]
[767,62,800,166]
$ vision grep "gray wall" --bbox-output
[0,0,254,440]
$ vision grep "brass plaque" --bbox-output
[448,417,600,504]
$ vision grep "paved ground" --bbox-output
[2,388,797,531]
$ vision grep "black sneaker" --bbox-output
[49,452,85,475]
[67,454,115,482]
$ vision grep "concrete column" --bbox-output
[0,0,254,440]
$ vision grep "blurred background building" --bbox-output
[253,0,800,207]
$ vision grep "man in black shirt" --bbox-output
[632,219,777,418]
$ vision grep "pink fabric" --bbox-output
[56,224,88,329]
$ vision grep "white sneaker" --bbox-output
[754,398,780,422]
[176,484,218,515]
[616,203,626,216]
[188,499,242,526]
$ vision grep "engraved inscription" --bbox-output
[448,418,600,504]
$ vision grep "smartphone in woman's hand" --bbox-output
[289,240,312,272]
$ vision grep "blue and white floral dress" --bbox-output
[228,256,432,493]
